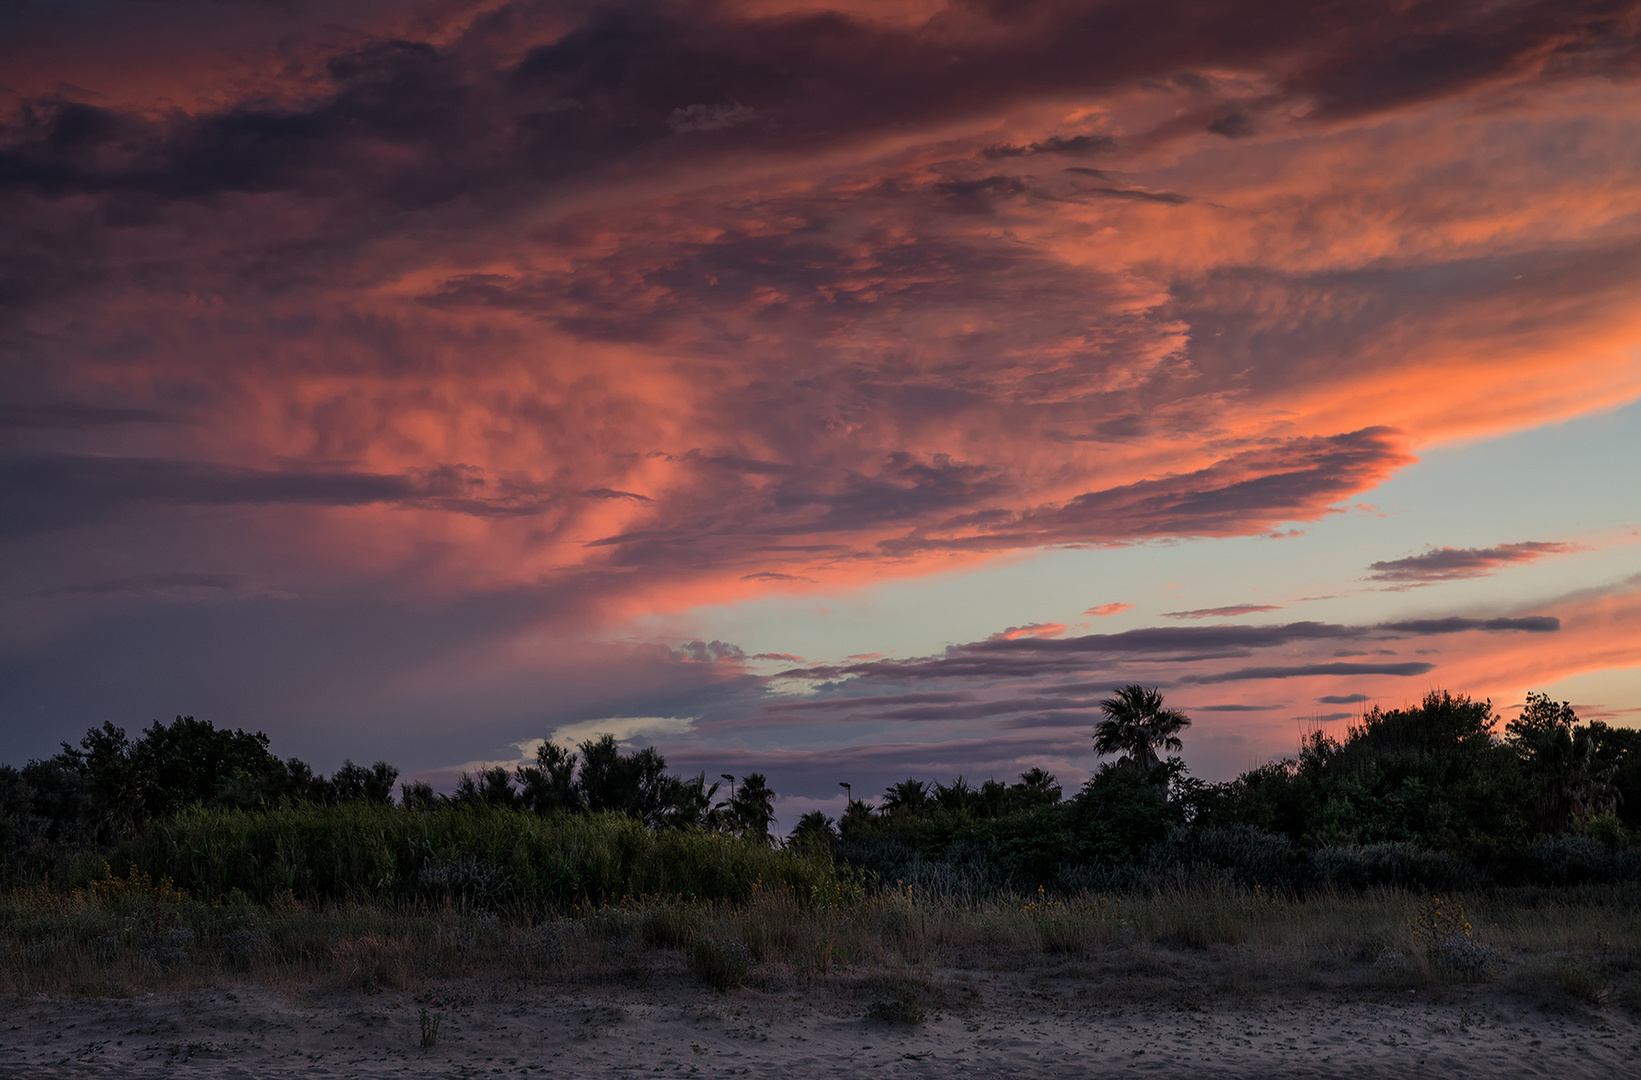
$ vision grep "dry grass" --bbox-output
[4,868,1638,1012]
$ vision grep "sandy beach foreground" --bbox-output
[3,966,1636,1079]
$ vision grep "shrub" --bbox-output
[687,936,752,990]
[117,803,843,913]
[639,904,703,948]
[1309,843,1479,891]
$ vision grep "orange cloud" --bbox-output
[991,622,1069,641]
[6,0,1641,774]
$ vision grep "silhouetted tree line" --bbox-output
[0,720,779,884]
[402,735,778,843]
[4,688,1640,891]
[0,717,397,864]
[797,688,1641,892]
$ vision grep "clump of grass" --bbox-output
[688,936,752,990]
[1548,959,1606,1005]
[639,904,702,948]
[418,1007,441,1047]
[582,905,633,940]
[864,972,932,1024]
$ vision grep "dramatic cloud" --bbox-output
[2,0,1639,776]
[1368,542,1583,582]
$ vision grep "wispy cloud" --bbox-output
[1368,542,1582,583]
[1162,604,1283,619]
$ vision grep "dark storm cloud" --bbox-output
[582,451,1018,569]
[982,133,1117,158]
[1207,112,1256,138]
[6,1,1633,221]
[0,452,587,537]
[887,428,1414,552]
[934,174,1030,212]
[423,217,1056,348]
[0,403,174,429]
[2,0,1633,792]
[1069,184,1191,205]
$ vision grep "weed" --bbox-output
[418,1008,442,1047]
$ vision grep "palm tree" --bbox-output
[1093,685,1190,774]
[727,772,777,844]
[880,778,930,815]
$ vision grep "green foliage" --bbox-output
[5,687,1639,902]
[1066,763,1184,865]
[724,772,777,844]
[1201,691,1533,850]
[687,935,752,990]
[789,811,838,855]
[1507,693,1626,832]
[639,903,704,948]
[0,716,400,880]
[418,1008,442,1047]
[116,802,841,912]
[455,735,726,831]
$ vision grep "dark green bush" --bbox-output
[117,803,842,912]
[687,936,752,990]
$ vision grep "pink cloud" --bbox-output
[990,622,1069,641]
[5,0,1641,777]
[1083,603,1134,617]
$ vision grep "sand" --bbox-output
[3,963,1637,1079]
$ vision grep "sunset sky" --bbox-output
[4,0,1640,820]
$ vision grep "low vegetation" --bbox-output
[2,686,1640,1009]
